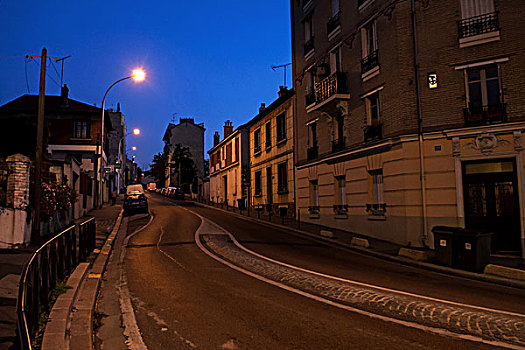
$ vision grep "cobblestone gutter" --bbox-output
[201,234,525,348]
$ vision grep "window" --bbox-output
[304,18,314,55]
[368,169,385,215]
[254,128,261,154]
[464,64,504,123]
[330,47,342,74]
[466,64,500,109]
[331,0,340,16]
[265,122,271,149]
[73,121,90,139]
[337,176,346,205]
[307,121,318,160]
[333,175,348,214]
[276,113,286,142]
[254,171,262,196]
[277,162,288,193]
[365,92,380,125]
[309,180,319,214]
[460,0,494,19]
[361,21,379,74]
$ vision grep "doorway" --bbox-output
[462,159,521,254]
[266,166,273,206]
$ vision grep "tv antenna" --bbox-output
[55,55,71,87]
[271,62,292,87]
[171,112,178,123]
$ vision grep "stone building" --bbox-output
[163,118,205,192]
[291,0,525,257]
[249,88,296,217]
[106,103,127,194]
[208,122,250,207]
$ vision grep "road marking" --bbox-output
[178,205,525,349]
[119,216,148,350]
[157,226,188,270]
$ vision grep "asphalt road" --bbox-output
[122,194,524,349]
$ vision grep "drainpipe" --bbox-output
[411,0,429,247]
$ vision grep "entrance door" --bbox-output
[463,159,521,253]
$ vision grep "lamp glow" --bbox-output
[132,128,140,135]
[132,68,146,82]
[131,146,137,151]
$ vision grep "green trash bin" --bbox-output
[432,226,457,267]
[455,229,492,272]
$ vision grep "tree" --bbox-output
[150,152,167,187]
[169,144,197,193]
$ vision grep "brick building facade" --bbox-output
[291,0,525,257]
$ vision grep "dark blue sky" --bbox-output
[0,1,291,169]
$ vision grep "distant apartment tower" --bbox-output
[163,118,205,189]
[291,0,525,257]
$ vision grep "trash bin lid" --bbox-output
[432,226,457,234]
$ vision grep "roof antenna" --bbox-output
[55,55,71,87]
[271,62,292,87]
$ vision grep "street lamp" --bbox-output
[98,68,145,208]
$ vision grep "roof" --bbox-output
[244,88,294,128]
[0,94,102,115]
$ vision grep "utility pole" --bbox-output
[28,49,61,243]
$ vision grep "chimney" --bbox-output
[61,84,69,107]
[278,85,288,97]
[117,102,121,112]
[213,131,220,146]
[259,103,266,113]
[223,120,233,139]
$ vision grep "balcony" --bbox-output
[306,72,350,113]
[361,50,379,75]
[364,123,382,142]
[307,146,318,160]
[464,103,507,126]
[327,12,340,36]
[458,12,499,39]
[331,137,346,152]
[304,37,315,56]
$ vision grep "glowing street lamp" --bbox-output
[98,68,145,208]
[132,128,140,135]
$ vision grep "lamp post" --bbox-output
[98,68,145,208]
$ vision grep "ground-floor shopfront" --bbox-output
[295,123,525,258]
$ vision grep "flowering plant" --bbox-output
[40,182,57,218]
[40,183,75,218]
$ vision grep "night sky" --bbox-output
[0,1,291,169]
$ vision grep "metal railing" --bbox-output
[314,72,348,105]
[331,137,346,152]
[458,11,499,39]
[463,103,507,125]
[361,50,379,74]
[304,37,315,56]
[364,123,383,142]
[16,217,96,350]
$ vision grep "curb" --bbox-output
[42,209,124,350]
[189,200,525,290]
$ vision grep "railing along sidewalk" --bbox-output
[16,217,96,350]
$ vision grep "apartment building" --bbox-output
[208,121,250,207]
[250,88,295,217]
[291,0,525,257]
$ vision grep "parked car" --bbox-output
[124,184,148,215]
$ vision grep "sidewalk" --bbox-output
[195,200,525,288]
[0,199,123,350]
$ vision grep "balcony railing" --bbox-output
[464,103,507,125]
[331,137,346,152]
[307,145,318,160]
[361,50,379,74]
[308,205,320,213]
[304,37,315,56]
[458,12,499,39]
[364,123,382,142]
[314,72,348,105]
[327,11,341,35]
